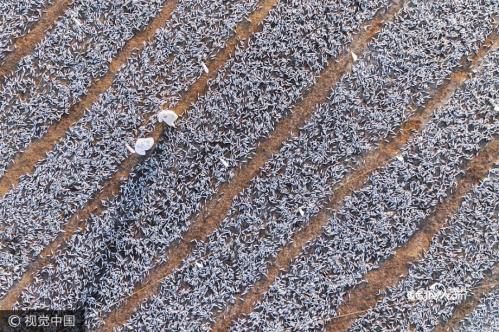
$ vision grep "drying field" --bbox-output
[0,0,497,331]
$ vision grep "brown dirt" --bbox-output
[0,0,71,78]
[325,140,499,332]
[435,264,499,332]
[0,0,181,199]
[211,29,498,332]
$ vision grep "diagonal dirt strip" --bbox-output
[0,0,71,79]
[324,140,499,332]
[434,265,499,332]
[99,1,407,331]
[0,0,180,198]
[0,0,279,313]
[212,32,499,332]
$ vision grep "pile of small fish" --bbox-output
[0,0,165,177]
[0,0,55,62]
[0,0,497,331]
[455,288,499,332]
[350,165,498,331]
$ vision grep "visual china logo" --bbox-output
[406,283,468,302]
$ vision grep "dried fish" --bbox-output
[0,0,166,178]
[5,1,498,331]
[351,167,498,331]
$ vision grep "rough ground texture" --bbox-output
[0,0,497,331]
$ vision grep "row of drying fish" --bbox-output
[234,49,499,332]
[10,0,392,329]
[0,0,261,305]
[0,0,166,177]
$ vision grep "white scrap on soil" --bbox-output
[219,157,229,168]
[351,51,358,62]
[201,61,209,74]
[158,110,178,127]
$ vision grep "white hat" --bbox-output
[134,137,154,155]
[158,110,178,127]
